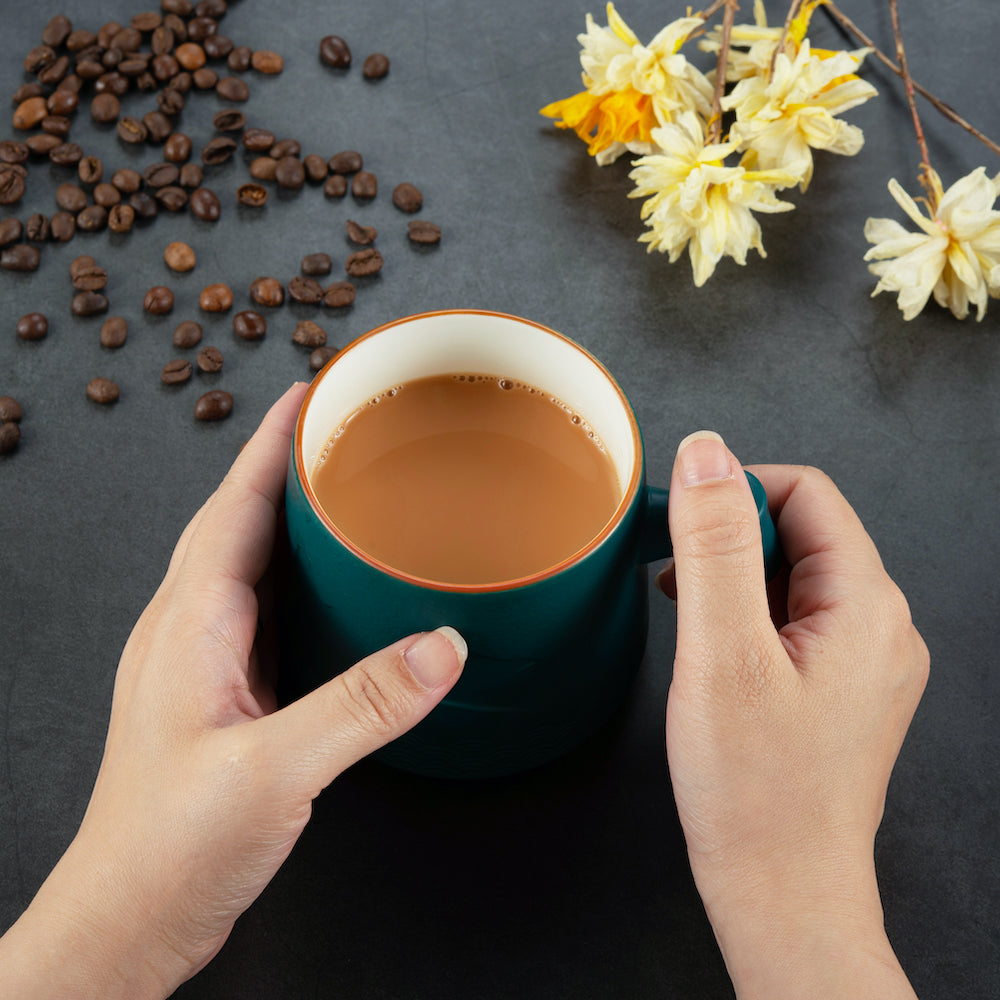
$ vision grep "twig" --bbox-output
[707,0,739,143]
[680,0,732,46]
[824,1,1000,159]
[770,0,804,79]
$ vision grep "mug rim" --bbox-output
[293,308,644,594]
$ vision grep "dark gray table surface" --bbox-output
[1,1,997,996]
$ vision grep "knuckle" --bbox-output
[337,663,407,738]
[678,500,760,563]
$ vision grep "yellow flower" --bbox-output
[629,112,798,286]
[540,3,712,165]
[864,167,1000,321]
[723,40,877,190]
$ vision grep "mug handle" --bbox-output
[640,472,781,579]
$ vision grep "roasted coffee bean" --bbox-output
[72,291,109,316]
[249,156,277,181]
[143,285,175,314]
[0,395,23,422]
[408,219,442,245]
[25,214,50,242]
[96,316,127,349]
[12,82,44,104]
[196,0,228,17]
[164,12,188,42]
[249,276,283,307]
[194,388,232,420]
[192,67,218,89]
[275,156,305,190]
[120,58,152,80]
[212,109,245,132]
[1,245,40,271]
[175,42,206,70]
[130,191,158,220]
[76,205,108,231]
[38,54,71,87]
[241,127,274,152]
[94,70,129,96]
[292,319,326,347]
[236,182,267,207]
[227,45,252,72]
[163,0,194,16]
[13,97,48,130]
[215,76,249,101]
[164,240,196,271]
[25,134,62,156]
[345,247,384,276]
[196,345,224,372]
[0,140,28,164]
[151,25,176,55]
[47,88,79,115]
[392,182,423,213]
[111,26,143,52]
[42,14,73,48]
[24,45,57,76]
[78,156,103,184]
[164,132,193,162]
[0,219,22,246]
[199,283,233,312]
[50,211,76,241]
[179,163,203,188]
[161,358,192,384]
[251,48,283,73]
[90,92,120,123]
[16,313,48,341]
[301,252,333,276]
[287,276,324,304]
[303,154,328,183]
[173,319,202,348]
[155,186,188,211]
[152,54,180,82]
[233,310,266,340]
[352,171,377,199]
[76,61,105,82]
[71,262,108,291]
[345,219,377,245]
[201,135,237,165]
[107,203,134,233]
[117,116,148,144]
[188,16,219,43]
[0,422,21,453]
[42,115,72,138]
[156,88,184,117]
[86,376,119,404]
[93,183,121,208]
[319,35,351,69]
[70,254,96,279]
[132,11,163,31]
[309,345,338,371]
[0,167,26,205]
[56,182,88,212]
[189,187,220,221]
[362,53,390,79]
[203,35,233,60]
[328,150,362,174]
[48,142,83,166]
[143,110,175,142]
[269,138,301,160]
[323,281,355,308]
[110,168,142,194]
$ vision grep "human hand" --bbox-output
[0,383,467,999]
[659,431,928,999]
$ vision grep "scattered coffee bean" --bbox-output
[189,187,221,221]
[292,319,326,348]
[0,395,23,422]
[345,247,384,277]
[323,174,347,198]
[70,255,96,280]
[156,186,188,211]
[328,150,362,174]
[301,252,332,276]
[71,262,108,291]
[100,316,128,348]
[108,204,136,233]
[1,245,40,271]
[200,282,233,311]
[130,191,158,220]
[86,376,119,404]
[144,285,175,314]
[117,116,148,145]
[392,182,423,213]
[0,219,23,246]
[164,241,196,271]
[161,358,193,384]
[249,276,284,306]
[192,67,219,90]
[194,388,233,421]
[251,50,283,74]
[111,168,143,194]
[196,345,224,372]
[323,281,355,308]
[212,109,246,132]
[76,205,108,232]
[407,219,442,244]
[25,214,50,242]
[242,127,275,152]
[309,345,338,370]
[303,154,328,183]
[287,275,324,304]
[216,76,249,101]
[269,138,301,160]
[236,182,268,207]
[228,45,252,72]
[50,211,76,241]
[0,422,20,453]
[173,320,203,348]
[72,291,110,316]
[25,134,62,156]
[93,183,122,208]
[362,53,390,79]
[249,156,278,181]
[16,313,48,341]
[42,14,73,48]
[164,132,193,162]
[78,155,103,185]
[0,166,26,205]
[175,42,206,71]
[144,161,181,188]
[179,163,203,188]
[90,92,120,123]
[345,219,377,245]
[201,135,238,165]
[13,96,48,130]
[49,141,83,166]
[319,35,351,69]
[275,155,305,190]
[352,170,377,199]
[233,310,266,340]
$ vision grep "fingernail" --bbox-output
[677,430,733,487]
[404,626,467,689]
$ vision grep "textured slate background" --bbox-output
[1,1,997,996]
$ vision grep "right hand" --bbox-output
[660,431,929,999]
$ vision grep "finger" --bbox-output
[261,627,468,793]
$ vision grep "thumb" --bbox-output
[264,626,467,792]
[667,431,772,660]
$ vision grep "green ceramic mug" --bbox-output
[280,310,778,779]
